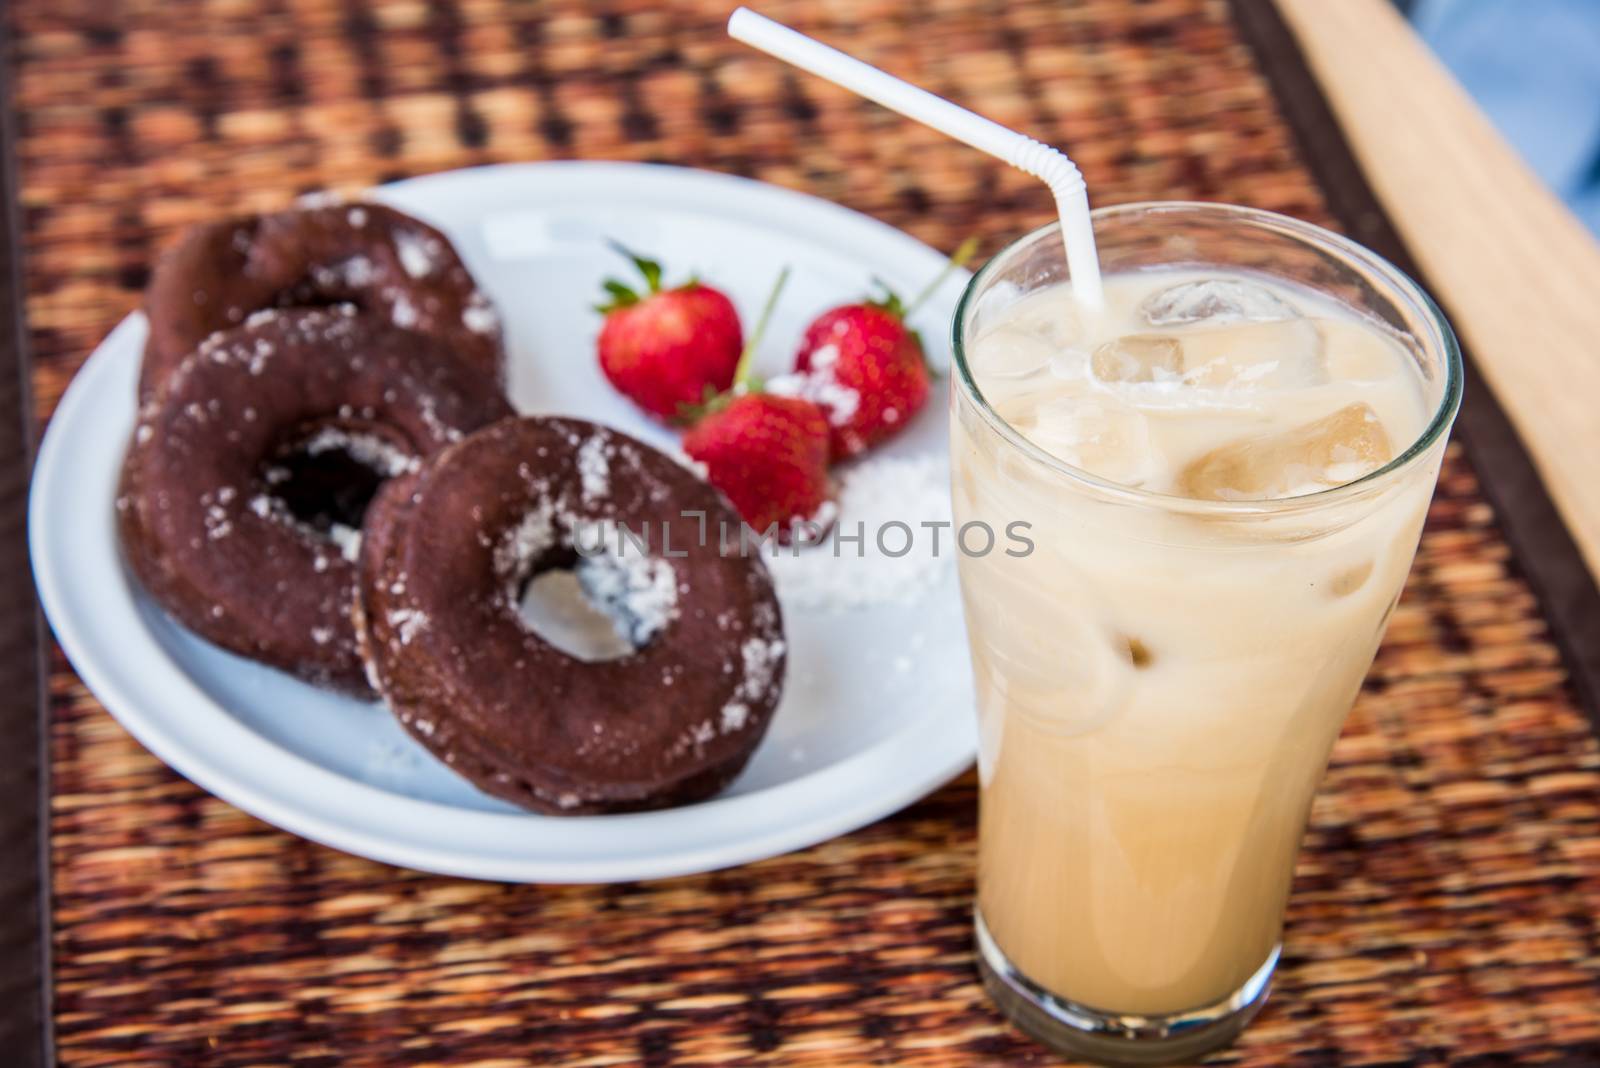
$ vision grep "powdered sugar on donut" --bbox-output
[720,702,750,733]
[393,229,442,280]
[738,636,785,700]
[576,546,679,646]
[328,523,363,563]
[313,256,376,289]
[300,426,420,477]
[385,607,430,645]
[390,292,419,329]
[576,434,610,501]
[493,498,559,589]
[712,635,785,737]
[417,395,465,444]
[494,469,681,649]
[462,293,499,335]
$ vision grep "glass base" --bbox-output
[975,910,1278,1066]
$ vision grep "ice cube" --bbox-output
[973,325,1056,380]
[1178,402,1394,500]
[1023,395,1158,487]
[1140,277,1297,326]
[1178,318,1326,389]
[986,379,1056,429]
[1000,293,1082,349]
[1090,335,1183,383]
[1320,316,1410,382]
[1090,319,1325,390]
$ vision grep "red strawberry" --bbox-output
[782,238,978,460]
[682,267,834,543]
[684,393,833,543]
[595,243,743,420]
[790,303,927,460]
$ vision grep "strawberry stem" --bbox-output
[904,236,980,319]
[733,265,791,389]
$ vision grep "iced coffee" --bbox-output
[950,204,1461,1064]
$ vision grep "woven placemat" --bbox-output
[11,0,1600,1064]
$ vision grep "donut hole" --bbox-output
[508,533,682,663]
[517,561,636,664]
[273,284,358,312]
[271,261,372,312]
[260,422,418,545]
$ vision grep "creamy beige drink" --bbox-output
[951,205,1460,1062]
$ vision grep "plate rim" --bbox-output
[29,161,975,883]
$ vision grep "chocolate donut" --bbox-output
[140,201,503,400]
[118,307,513,695]
[356,416,787,814]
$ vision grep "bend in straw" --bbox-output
[727,7,1103,309]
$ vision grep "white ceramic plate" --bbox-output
[30,162,976,882]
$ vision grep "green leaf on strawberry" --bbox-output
[865,237,980,376]
[595,240,670,313]
[866,278,909,321]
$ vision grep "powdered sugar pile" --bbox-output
[766,454,953,611]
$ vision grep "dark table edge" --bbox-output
[0,11,54,1068]
[1232,0,1600,728]
[1,4,1596,1064]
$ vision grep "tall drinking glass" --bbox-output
[949,203,1462,1064]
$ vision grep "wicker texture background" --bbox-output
[11,0,1600,1064]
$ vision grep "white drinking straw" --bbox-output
[728,7,1104,310]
